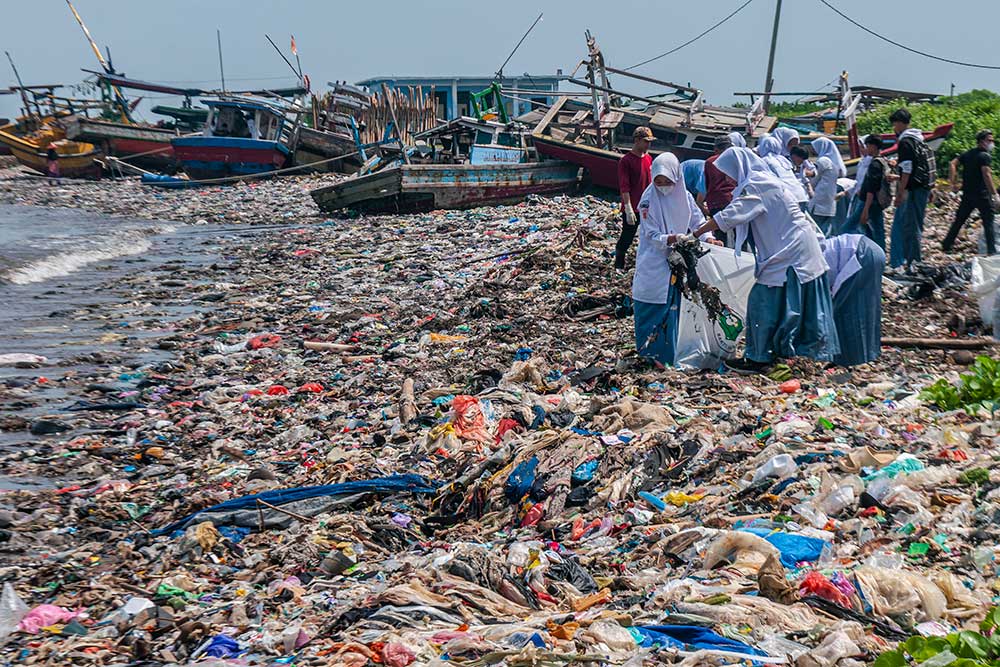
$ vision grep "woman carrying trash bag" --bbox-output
[693,147,840,374]
[632,152,721,366]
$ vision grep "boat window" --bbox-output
[691,135,716,152]
[258,112,281,141]
[210,107,250,139]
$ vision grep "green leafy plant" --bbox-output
[857,90,1000,179]
[873,608,1000,666]
[919,356,1000,416]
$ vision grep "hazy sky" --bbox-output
[3,0,1000,122]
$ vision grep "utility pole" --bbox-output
[762,0,783,113]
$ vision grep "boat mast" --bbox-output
[64,0,131,122]
[494,12,544,82]
[761,0,783,113]
[217,30,226,93]
[4,51,36,122]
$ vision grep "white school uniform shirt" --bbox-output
[809,137,846,216]
[757,136,808,203]
[712,148,829,288]
[632,153,710,304]
[810,156,839,216]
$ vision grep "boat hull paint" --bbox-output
[0,123,102,178]
[171,136,290,180]
[311,162,580,214]
[66,118,177,170]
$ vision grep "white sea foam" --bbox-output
[3,226,172,285]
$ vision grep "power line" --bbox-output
[817,0,1000,70]
[626,0,756,71]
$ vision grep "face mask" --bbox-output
[656,185,675,196]
[987,142,995,152]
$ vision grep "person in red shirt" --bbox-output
[615,127,654,270]
[704,135,736,217]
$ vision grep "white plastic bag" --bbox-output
[0,583,28,642]
[674,243,757,370]
[752,454,799,484]
[969,255,1000,324]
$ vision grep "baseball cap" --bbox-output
[633,127,656,141]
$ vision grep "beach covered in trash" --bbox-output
[1,176,999,666]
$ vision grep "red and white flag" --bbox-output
[290,35,298,56]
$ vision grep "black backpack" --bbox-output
[873,158,893,209]
[900,135,936,188]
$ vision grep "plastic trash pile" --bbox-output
[0,178,997,666]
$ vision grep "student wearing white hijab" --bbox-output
[757,136,809,207]
[820,233,885,366]
[694,147,839,373]
[773,127,800,156]
[809,137,847,235]
[632,152,720,366]
[727,131,747,149]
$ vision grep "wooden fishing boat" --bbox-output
[171,97,300,180]
[0,117,102,178]
[295,125,359,171]
[310,161,580,214]
[64,116,178,171]
[529,34,774,190]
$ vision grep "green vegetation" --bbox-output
[873,607,1000,667]
[769,100,832,118]
[857,90,1000,178]
[919,356,1000,415]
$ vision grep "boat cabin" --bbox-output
[203,99,286,143]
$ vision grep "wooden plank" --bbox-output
[881,337,995,350]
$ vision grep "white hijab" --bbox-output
[644,152,692,231]
[773,127,800,156]
[756,136,808,201]
[811,137,847,178]
[714,147,783,254]
[756,136,783,159]
[727,131,747,149]
[715,146,782,197]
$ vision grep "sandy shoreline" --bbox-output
[0,169,997,664]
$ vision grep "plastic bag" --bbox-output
[674,243,757,370]
[17,604,78,634]
[969,255,1000,324]
[751,454,798,484]
[703,530,781,571]
[0,583,28,642]
[796,630,861,667]
[853,566,946,621]
[798,571,852,608]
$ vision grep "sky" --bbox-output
[3,0,1000,122]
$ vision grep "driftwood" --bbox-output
[303,340,358,352]
[881,337,996,350]
[399,378,417,424]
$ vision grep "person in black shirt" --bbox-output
[857,134,889,251]
[889,108,931,270]
[943,129,999,255]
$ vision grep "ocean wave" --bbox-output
[3,227,172,285]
